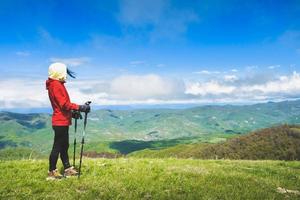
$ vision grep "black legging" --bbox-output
[49,126,71,171]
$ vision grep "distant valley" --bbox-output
[0,100,300,155]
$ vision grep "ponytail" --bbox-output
[67,68,76,79]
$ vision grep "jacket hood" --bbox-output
[46,78,64,90]
[46,79,53,90]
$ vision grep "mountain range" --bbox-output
[0,100,300,155]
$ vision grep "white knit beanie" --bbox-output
[48,62,67,81]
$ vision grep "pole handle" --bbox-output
[78,101,91,178]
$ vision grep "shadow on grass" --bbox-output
[109,137,197,154]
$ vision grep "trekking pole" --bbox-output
[72,111,82,167]
[78,101,91,178]
[73,116,77,167]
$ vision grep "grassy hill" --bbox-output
[130,125,300,160]
[0,112,53,154]
[87,100,300,140]
[1,101,300,199]
[1,99,300,155]
[0,158,299,199]
[0,133,238,160]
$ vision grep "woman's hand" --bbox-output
[72,111,82,119]
[79,104,91,113]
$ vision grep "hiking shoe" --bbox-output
[64,166,78,177]
[46,169,63,180]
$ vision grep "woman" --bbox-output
[46,62,90,180]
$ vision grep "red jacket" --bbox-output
[46,78,79,126]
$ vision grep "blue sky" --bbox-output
[0,0,300,109]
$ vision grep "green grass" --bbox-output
[0,147,43,160]
[130,125,300,160]
[0,158,299,199]
[128,143,209,158]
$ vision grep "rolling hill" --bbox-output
[0,100,300,155]
[130,125,300,160]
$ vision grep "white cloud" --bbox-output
[0,79,48,108]
[268,65,280,69]
[245,65,258,71]
[110,74,184,99]
[240,71,300,95]
[194,70,220,75]
[118,0,198,41]
[130,60,145,65]
[16,51,30,56]
[1,72,300,109]
[231,69,238,72]
[186,71,300,101]
[49,57,91,67]
[185,81,236,96]
[224,75,238,82]
[0,74,185,108]
[195,70,210,75]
